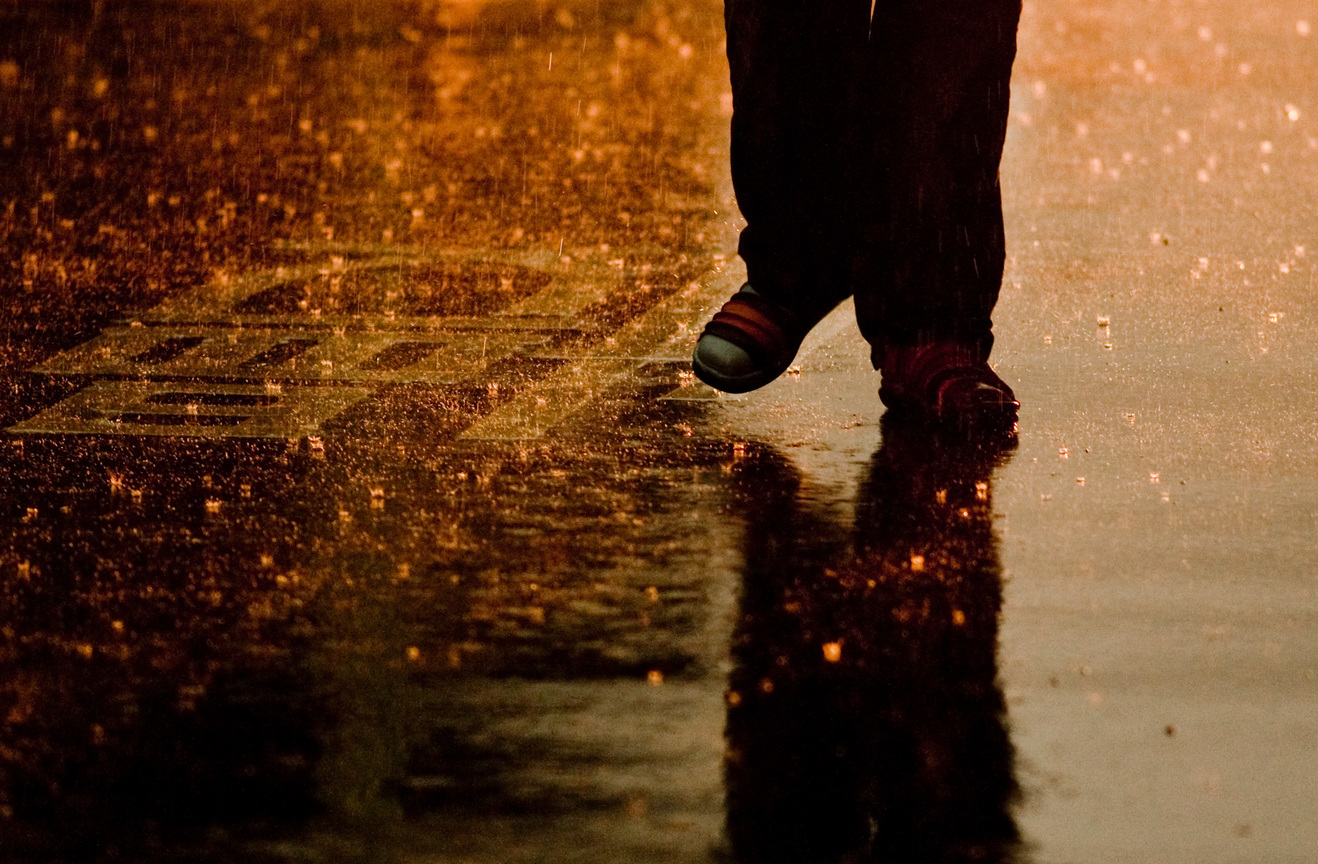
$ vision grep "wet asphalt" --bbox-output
[1,0,1316,862]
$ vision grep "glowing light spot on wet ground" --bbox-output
[822,642,842,663]
[647,670,664,685]
[910,554,925,572]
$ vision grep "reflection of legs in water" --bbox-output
[724,423,1018,864]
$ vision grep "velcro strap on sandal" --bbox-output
[700,294,802,368]
[884,342,1016,414]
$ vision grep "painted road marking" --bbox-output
[9,381,371,438]
[34,327,551,385]
[459,265,738,440]
[10,244,729,440]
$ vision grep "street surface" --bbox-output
[0,0,1316,862]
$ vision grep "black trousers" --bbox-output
[725,0,1021,364]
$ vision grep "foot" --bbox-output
[879,342,1019,436]
[692,284,812,393]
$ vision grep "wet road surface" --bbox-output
[1,0,1317,862]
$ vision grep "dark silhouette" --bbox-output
[724,418,1020,863]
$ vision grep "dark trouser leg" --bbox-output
[855,0,1022,365]
[724,0,872,321]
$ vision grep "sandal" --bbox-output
[879,342,1020,434]
[692,285,811,393]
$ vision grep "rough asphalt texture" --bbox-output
[1,0,1316,862]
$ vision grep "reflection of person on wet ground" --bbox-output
[694,0,1022,436]
[723,420,1019,863]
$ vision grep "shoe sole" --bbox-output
[691,352,790,394]
[880,385,1020,439]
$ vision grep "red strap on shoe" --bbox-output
[700,294,802,368]
[882,342,1018,423]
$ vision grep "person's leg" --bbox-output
[853,0,1023,427]
[725,0,871,318]
[693,0,871,392]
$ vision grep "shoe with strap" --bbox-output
[692,284,816,393]
[879,341,1020,436]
